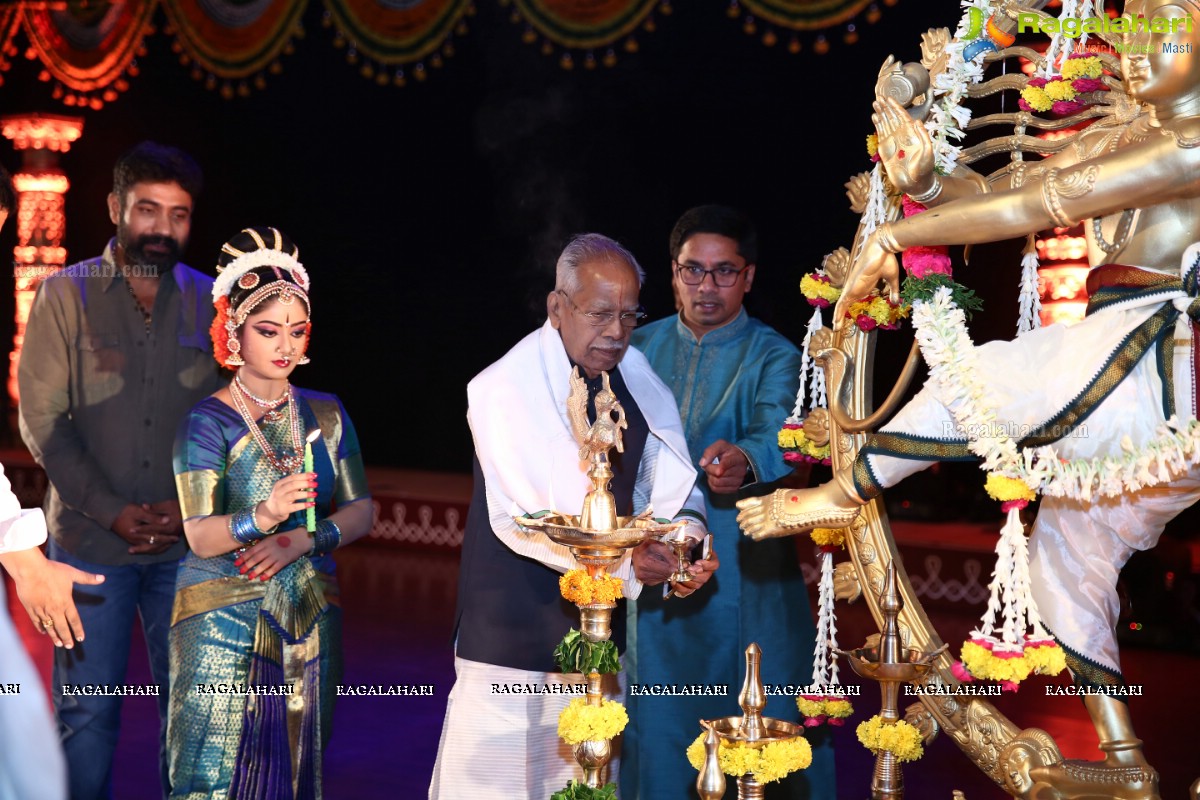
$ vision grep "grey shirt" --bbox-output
[18,240,225,565]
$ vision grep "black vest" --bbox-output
[454,367,649,672]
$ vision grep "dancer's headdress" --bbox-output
[210,226,310,367]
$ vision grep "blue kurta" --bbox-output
[622,309,835,799]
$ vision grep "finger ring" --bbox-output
[148,535,156,545]
[41,618,54,629]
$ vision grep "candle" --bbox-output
[305,428,322,533]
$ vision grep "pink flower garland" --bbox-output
[900,197,952,280]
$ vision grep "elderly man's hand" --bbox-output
[631,540,676,586]
[669,550,719,599]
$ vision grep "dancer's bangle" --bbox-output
[229,502,278,546]
[309,519,342,556]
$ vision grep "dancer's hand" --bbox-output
[260,473,317,527]
[874,96,936,197]
[235,528,312,582]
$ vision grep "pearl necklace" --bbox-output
[234,374,289,422]
[229,380,304,474]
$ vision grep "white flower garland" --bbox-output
[1016,243,1042,335]
[926,1,993,176]
[213,248,310,302]
[912,287,1200,502]
[809,549,841,688]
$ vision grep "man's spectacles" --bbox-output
[674,261,750,287]
[556,290,647,328]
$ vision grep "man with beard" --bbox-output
[18,142,223,799]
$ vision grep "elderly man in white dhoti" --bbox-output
[429,233,718,797]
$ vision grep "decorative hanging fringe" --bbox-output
[954,483,1065,690]
[798,530,853,726]
[1017,234,1042,335]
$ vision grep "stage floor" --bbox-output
[91,542,1198,799]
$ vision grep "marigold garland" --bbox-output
[778,423,831,465]
[866,133,880,162]
[856,716,924,763]
[809,528,846,548]
[557,697,629,746]
[800,272,842,308]
[845,293,909,332]
[559,569,624,605]
[796,694,853,726]
[686,732,813,783]
[984,473,1036,503]
[210,296,233,367]
[1019,55,1107,116]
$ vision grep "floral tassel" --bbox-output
[790,307,826,422]
[798,530,854,726]
[859,163,889,244]
[1017,234,1042,335]
[955,476,1065,689]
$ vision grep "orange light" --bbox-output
[1036,235,1088,261]
[13,173,69,193]
[0,114,83,152]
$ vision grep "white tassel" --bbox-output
[1017,235,1042,335]
[790,307,825,422]
[1040,0,1078,78]
[809,548,841,688]
[859,164,888,245]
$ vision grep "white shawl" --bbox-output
[467,320,701,598]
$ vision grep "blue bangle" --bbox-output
[309,519,342,555]
[229,503,277,546]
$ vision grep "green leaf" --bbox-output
[901,273,984,319]
[553,630,621,675]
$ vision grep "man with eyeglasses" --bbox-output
[621,206,835,799]
[430,232,719,798]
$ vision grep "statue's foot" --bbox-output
[735,479,861,540]
[1028,757,1159,800]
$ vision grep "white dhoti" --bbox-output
[428,656,624,799]
[860,260,1200,683]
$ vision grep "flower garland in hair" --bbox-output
[798,527,855,726]
[686,732,813,783]
[212,247,310,303]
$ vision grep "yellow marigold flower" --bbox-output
[559,569,594,604]
[800,273,842,303]
[591,573,624,604]
[1062,56,1102,80]
[856,716,924,763]
[984,473,1036,503]
[866,133,878,159]
[960,641,1033,683]
[1024,642,1066,676]
[1021,85,1053,112]
[810,528,846,548]
[824,698,854,718]
[686,733,812,782]
[557,697,629,745]
[1044,79,1078,101]
[796,696,825,718]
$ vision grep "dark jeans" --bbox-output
[49,540,178,800]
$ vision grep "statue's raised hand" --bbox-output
[874,96,936,198]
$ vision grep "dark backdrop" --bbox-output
[0,0,1023,471]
